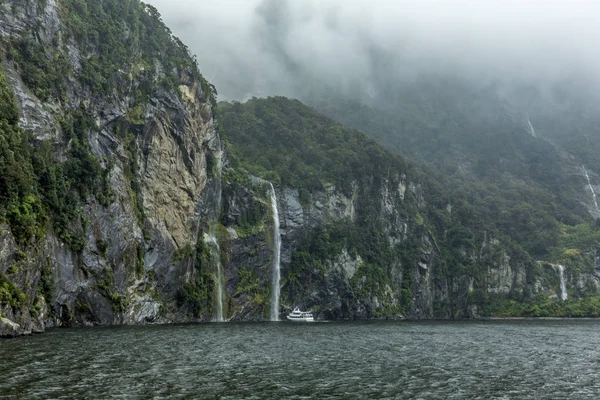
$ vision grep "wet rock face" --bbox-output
[219,169,559,322]
[0,316,22,338]
[220,175,426,321]
[0,1,219,336]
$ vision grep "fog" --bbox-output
[145,0,600,102]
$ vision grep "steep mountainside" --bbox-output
[219,97,600,320]
[0,0,219,336]
[2,0,600,337]
[307,78,600,260]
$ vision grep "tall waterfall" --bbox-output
[268,183,282,321]
[557,265,568,301]
[206,152,225,322]
[582,165,600,214]
[526,114,537,138]
[207,235,224,321]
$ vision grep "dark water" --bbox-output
[2,320,600,399]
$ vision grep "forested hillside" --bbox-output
[308,79,600,259]
[221,96,600,318]
[220,98,425,317]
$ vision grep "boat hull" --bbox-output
[286,316,315,322]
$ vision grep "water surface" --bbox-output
[2,320,600,399]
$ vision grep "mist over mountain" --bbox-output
[147,0,600,105]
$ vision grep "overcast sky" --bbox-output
[146,0,600,101]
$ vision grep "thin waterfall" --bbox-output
[558,265,568,301]
[206,151,225,322]
[206,234,224,321]
[582,165,600,214]
[526,114,537,138]
[268,183,281,321]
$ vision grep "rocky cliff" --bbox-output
[0,0,220,336]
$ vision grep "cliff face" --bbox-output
[218,175,425,321]
[0,0,219,336]
[218,161,600,322]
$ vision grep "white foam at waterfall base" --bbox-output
[558,265,567,301]
[268,183,282,321]
[582,165,600,214]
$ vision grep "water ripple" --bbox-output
[2,320,600,398]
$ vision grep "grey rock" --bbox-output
[0,317,21,338]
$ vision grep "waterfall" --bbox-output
[582,165,600,214]
[557,265,568,301]
[268,183,282,321]
[206,151,225,322]
[526,114,537,138]
[206,234,224,321]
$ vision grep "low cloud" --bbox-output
[146,0,600,101]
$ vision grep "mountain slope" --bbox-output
[307,78,599,255]
[219,97,600,319]
[0,0,220,336]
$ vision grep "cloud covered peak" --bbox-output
[147,0,600,101]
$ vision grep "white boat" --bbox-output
[286,307,315,322]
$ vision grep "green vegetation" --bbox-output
[0,272,27,308]
[236,268,269,306]
[57,0,216,104]
[29,297,43,318]
[305,82,600,317]
[38,263,55,305]
[7,37,69,102]
[0,68,110,250]
[3,0,599,320]
[172,244,194,262]
[176,239,214,318]
[220,97,417,315]
[311,87,590,259]
[1,0,219,249]
[0,70,47,244]
[75,300,92,313]
[7,0,216,105]
[96,238,108,257]
[492,295,600,318]
[219,97,410,198]
[231,194,266,238]
[0,0,219,244]
[221,96,600,317]
[0,0,223,321]
[548,224,600,271]
[7,264,19,274]
[98,272,129,314]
